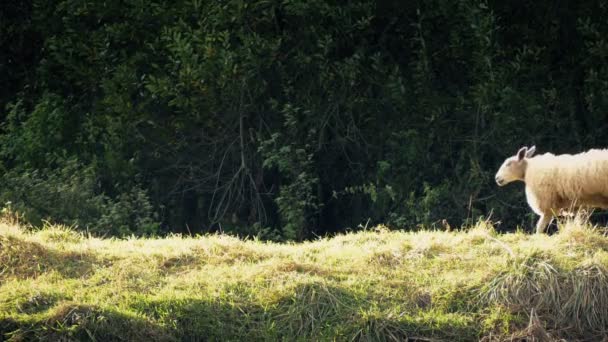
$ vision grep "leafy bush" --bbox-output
[0,159,159,236]
[2,0,608,238]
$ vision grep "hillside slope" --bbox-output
[1,219,608,341]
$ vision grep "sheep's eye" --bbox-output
[506,161,512,166]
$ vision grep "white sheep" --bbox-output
[495,146,608,233]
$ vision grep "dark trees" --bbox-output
[2,0,607,238]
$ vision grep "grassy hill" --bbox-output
[1,218,608,341]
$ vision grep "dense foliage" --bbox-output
[2,0,608,238]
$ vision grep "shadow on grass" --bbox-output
[0,232,482,342]
[131,295,274,341]
[130,282,481,342]
[0,235,100,280]
[0,302,175,342]
[0,281,483,342]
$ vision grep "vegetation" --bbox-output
[1,216,608,341]
[3,2,608,340]
[3,0,608,239]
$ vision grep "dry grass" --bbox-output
[1,217,608,341]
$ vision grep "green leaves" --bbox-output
[3,0,608,238]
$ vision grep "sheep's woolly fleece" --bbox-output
[496,147,608,233]
[525,149,608,212]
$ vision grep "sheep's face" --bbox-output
[495,146,536,186]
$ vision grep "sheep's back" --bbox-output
[527,150,608,207]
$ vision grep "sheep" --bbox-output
[495,146,608,233]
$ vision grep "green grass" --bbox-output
[1,218,608,341]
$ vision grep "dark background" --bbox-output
[1,0,607,239]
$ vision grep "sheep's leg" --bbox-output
[535,214,553,234]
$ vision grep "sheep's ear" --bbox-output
[525,145,536,158]
[517,146,528,161]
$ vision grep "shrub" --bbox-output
[0,159,159,236]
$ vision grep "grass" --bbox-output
[1,218,608,341]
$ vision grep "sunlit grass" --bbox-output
[1,217,608,341]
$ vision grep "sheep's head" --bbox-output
[495,146,536,186]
